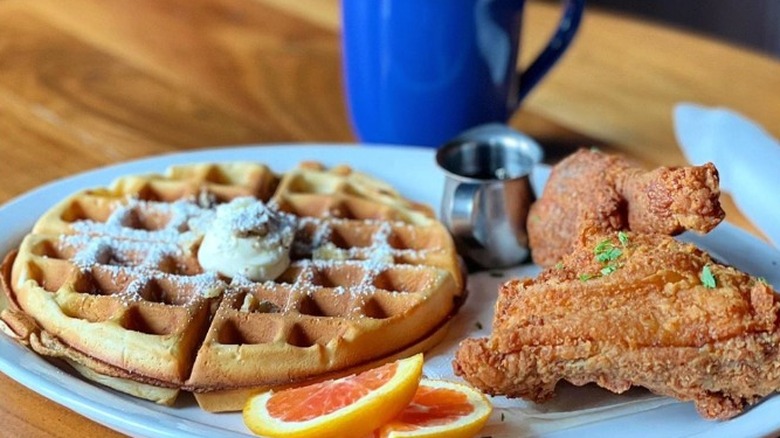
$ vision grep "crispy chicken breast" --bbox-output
[454,232,780,420]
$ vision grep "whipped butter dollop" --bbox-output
[197,197,296,281]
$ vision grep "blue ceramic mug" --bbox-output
[341,0,585,147]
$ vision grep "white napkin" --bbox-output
[674,103,780,247]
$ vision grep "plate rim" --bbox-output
[0,143,778,438]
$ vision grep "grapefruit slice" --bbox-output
[378,379,493,438]
[243,353,423,438]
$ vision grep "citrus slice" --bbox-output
[243,353,424,438]
[378,379,493,438]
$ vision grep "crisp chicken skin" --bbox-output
[528,149,724,267]
[453,231,780,420]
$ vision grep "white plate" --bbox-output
[0,145,778,438]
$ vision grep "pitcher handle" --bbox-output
[516,0,585,103]
[449,183,480,243]
[449,184,479,246]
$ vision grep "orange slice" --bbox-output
[377,379,493,438]
[243,353,423,438]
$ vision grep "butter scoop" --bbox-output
[197,197,296,281]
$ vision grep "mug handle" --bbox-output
[516,0,586,103]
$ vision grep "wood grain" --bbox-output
[246,0,780,236]
[518,3,780,166]
[0,0,777,436]
[0,371,124,437]
[27,0,352,141]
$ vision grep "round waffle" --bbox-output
[1,162,464,411]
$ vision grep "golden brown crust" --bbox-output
[1,161,464,411]
[528,149,724,267]
[1,251,40,342]
[29,330,182,390]
[454,232,780,420]
[194,315,454,412]
[1,251,21,312]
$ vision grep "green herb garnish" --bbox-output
[594,239,622,262]
[596,247,622,263]
[475,321,483,330]
[586,235,629,280]
[489,271,504,278]
[600,264,619,276]
[500,412,505,421]
[579,273,594,282]
[555,262,564,270]
[594,239,612,254]
[700,265,717,289]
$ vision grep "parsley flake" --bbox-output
[618,231,629,246]
[475,321,483,330]
[555,262,564,270]
[601,264,618,276]
[501,412,505,421]
[700,265,717,289]
[596,247,622,263]
[594,239,622,261]
[584,234,632,281]
[489,271,504,278]
[593,237,624,277]
[757,277,768,285]
[594,239,612,254]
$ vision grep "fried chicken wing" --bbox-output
[453,231,780,420]
[528,149,724,267]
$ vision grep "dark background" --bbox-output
[583,0,780,58]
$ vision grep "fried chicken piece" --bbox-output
[453,231,780,420]
[528,149,724,267]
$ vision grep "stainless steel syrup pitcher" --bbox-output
[436,124,542,268]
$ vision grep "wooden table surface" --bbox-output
[0,0,778,436]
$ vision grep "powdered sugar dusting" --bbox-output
[71,198,215,246]
[64,235,184,269]
[57,192,439,307]
[215,197,295,240]
[62,196,223,302]
[92,264,224,304]
[197,198,296,281]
